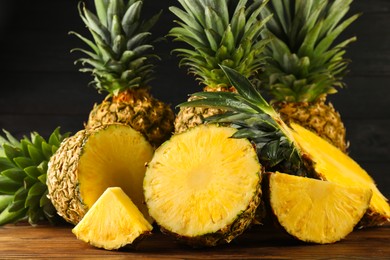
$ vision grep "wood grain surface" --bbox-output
[0,223,389,259]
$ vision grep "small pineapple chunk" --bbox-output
[268,172,372,244]
[72,187,153,250]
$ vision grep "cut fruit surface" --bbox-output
[144,125,262,247]
[72,187,152,250]
[47,124,154,225]
[268,172,372,244]
[291,123,390,227]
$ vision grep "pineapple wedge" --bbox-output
[72,187,153,250]
[266,172,372,244]
[291,123,390,227]
[144,125,262,247]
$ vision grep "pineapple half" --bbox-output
[180,65,390,227]
[47,124,154,225]
[144,124,262,247]
[265,172,372,244]
[73,0,174,147]
[72,187,153,250]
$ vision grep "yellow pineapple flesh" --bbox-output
[144,125,262,247]
[267,172,372,244]
[72,187,153,250]
[47,124,154,225]
[290,123,390,227]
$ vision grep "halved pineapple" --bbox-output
[291,123,390,227]
[267,172,372,244]
[47,124,154,225]
[72,187,153,250]
[143,125,262,247]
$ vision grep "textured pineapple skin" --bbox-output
[86,88,175,147]
[47,129,89,225]
[174,86,236,134]
[274,96,348,153]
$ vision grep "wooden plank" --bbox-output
[0,224,389,259]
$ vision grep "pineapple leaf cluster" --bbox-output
[169,0,272,88]
[259,0,360,102]
[0,128,70,225]
[180,65,306,175]
[72,0,161,96]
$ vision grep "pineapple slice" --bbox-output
[144,125,262,247]
[72,187,153,250]
[267,172,372,244]
[291,123,390,227]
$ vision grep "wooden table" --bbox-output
[0,223,389,259]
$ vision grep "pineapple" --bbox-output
[180,66,390,227]
[47,124,154,225]
[72,187,153,250]
[169,0,271,133]
[0,128,69,225]
[265,172,372,244]
[144,124,262,247]
[258,0,360,153]
[72,0,174,147]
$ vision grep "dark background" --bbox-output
[0,1,389,197]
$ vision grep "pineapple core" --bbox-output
[269,172,372,244]
[72,187,153,250]
[77,125,154,223]
[144,125,261,240]
[291,123,390,225]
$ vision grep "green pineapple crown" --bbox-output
[180,65,310,176]
[71,0,161,96]
[259,0,360,102]
[169,0,272,89]
[0,128,69,225]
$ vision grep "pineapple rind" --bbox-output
[47,124,154,225]
[268,172,372,244]
[144,125,262,247]
[174,88,235,134]
[87,89,175,147]
[291,123,390,227]
[72,187,153,250]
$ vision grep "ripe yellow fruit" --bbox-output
[267,172,372,244]
[144,125,262,247]
[72,187,153,250]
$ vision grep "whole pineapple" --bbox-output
[181,66,390,228]
[169,0,272,133]
[73,0,174,147]
[0,128,69,225]
[258,0,360,153]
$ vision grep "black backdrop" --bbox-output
[0,0,389,197]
